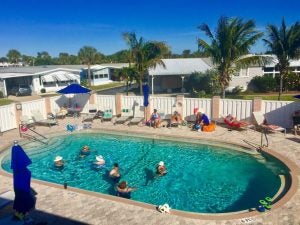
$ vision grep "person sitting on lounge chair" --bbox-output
[150,109,161,128]
[224,114,252,129]
[170,111,182,126]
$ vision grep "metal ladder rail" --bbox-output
[19,125,48,145]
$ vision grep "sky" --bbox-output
[0,0,299,57]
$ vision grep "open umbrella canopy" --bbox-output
[294,94,300,99]
[57,83,91,94]
[11,144,32,171]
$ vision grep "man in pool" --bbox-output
[109,163,121,183]
[116,181,137,199]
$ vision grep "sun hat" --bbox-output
[158,161,164,166]
[54,156,63,162]
[96,155,104,161]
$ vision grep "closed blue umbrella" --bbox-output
[11,141,36,216]
[142,83,149,107]
[57,83,91,94]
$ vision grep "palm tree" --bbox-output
[117,67,138,95]
[198,16,263,98]
[7,49,21,64]
[123,32,169,95]
[263,19,300,100]
[78,46,100,86]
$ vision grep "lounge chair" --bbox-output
[20,115,35,129]
[252,111,286,135]
[114,108,133,124]
[31,110,58,127]
[224,114,254,130]
[169,111,183,127]
[82,105,100,122]
[128,105,144,125]
[54,108,68,119]
[102,109,113,122]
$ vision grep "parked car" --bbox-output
[9,84,32,96]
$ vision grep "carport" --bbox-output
[0,73,33,97]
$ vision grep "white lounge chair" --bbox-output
[114,108,133,124]
[20,115,35,128]
[129,105,144,125]
[31,110,58,127]
[102,109,113,122]
[253,111,286,135]
[82,105,99,122]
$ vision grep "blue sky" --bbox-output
[0,0,299,57]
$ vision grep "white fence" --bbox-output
[96,95,116,115]
[219,99,253,120]
[1,95,300,133]
[262,100,300,128]
[184,98,212,118]
[22,99,46,118]
[0,104,17,132]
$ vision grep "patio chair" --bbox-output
[114,108,133,125]
[20,115,35,129]
[102,109,113,122]
[223,114,254,130]
[128,105,144,125]
[82,105,100,122]
[31,110,58,127]
[54,108,68,119]
[252,111,286,135]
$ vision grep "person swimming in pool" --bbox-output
[80,145,90,157]
[109,163,121,183]
[54,156,64,168]
[156,161,167,176]
[116,181,137,199]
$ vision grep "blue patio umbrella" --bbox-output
[11,141,36,215]
[57,83,91,94]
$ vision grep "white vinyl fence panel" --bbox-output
[96,95,116,115]
[219,99,252,120]
[0,104,17,132]
[184,98,212,118]
[262,100,300,128]
[122,96,143,110]
[50,96,61,112]
[151,96,176,115]
[22,99,46,118]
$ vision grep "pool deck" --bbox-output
[0,117,299,225]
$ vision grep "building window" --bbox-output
[104,74,108,78]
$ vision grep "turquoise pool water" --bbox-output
[1,132,288,213]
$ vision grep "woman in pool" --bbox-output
[116,181,137,199]
[156,161,167,176]
[80,145,90,157]
[109,163,121,183]
[54,156,64,168]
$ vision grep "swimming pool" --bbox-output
[1,132,288,214]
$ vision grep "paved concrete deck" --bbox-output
[0,117,299,225]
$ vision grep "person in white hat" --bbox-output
[94,155,105,166]
[54,156,64,167]
[156,161,167,176]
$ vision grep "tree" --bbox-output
[35,51,53,65]
[58,52,70,65]
[122,32,170,95]
[198,16,263,98]
[117,67,138,95]
[7,49,21,64]
[182,49,191,58]
[263,19,300,100]
[22,55,35,66]
[78,46,100,86]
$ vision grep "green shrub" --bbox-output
[41,88,46,93]
[0,91,4,98]
[231,86,243,95]
[249,75,277,92]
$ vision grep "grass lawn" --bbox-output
[0,99,14,106]
[89,82,125,91]
[227,92,299,101]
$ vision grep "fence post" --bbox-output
[15,103,22,128]
[252,97,262,122]
[115,93,122,116]
[211,96,220,120]
[89,93,96,105]
[44,97,51,114]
